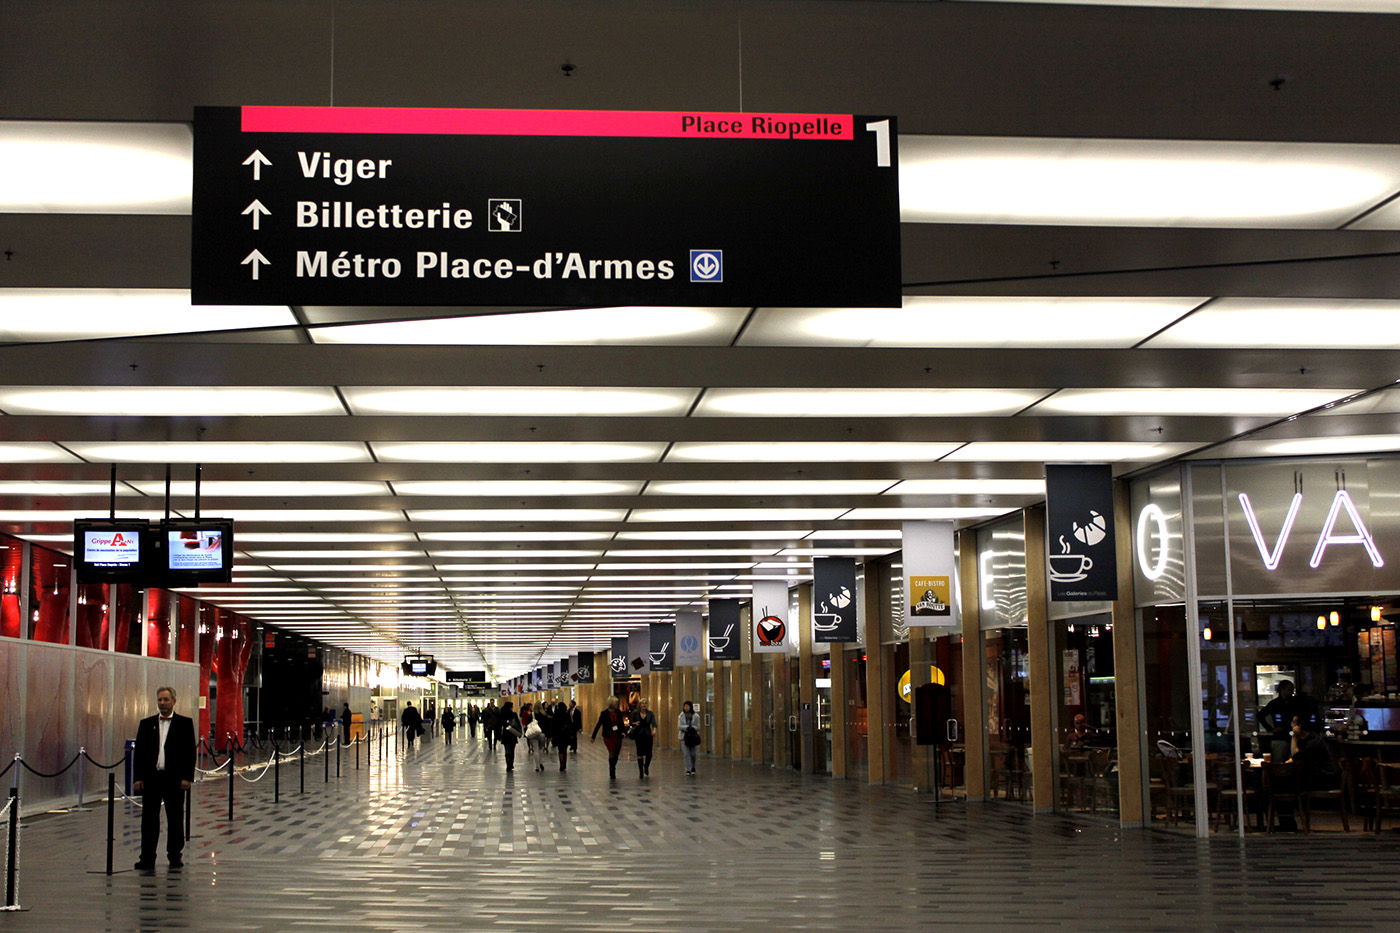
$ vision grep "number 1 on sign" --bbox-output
[865,119,891,168]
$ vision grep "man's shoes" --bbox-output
[134,860,155,872]
[168,856,183,869]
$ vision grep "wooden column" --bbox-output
[958,529,987,802]
[863,570,886,784]
[798,584,816,773]
[730,657,745,760]
[1111,480,1147,827]
[712,657,727,759]
[1024,505,1055,812]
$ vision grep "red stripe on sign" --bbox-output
[241,106,854,140]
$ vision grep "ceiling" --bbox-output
[3,0,1400,680]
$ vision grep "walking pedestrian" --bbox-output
[552,700,572,771]
[499,701,523,772]
[630,697,659,778]
[482,700,499,750]
[441,707,456,745]
[569,699,583,754]
[591,696,626,779]
[678,700,702,775]
[467,704,479,739]
[401,701,423,749]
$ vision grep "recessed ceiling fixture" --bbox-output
[310,306,743,345]
[668,442,962,462]
[344,386,694,416]
[0,289,294,342]
[0,121,191,213]
[375,442,664,463]
[899,136,1400,228]
[695,388,1044,417]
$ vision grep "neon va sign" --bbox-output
[1237,488,1384,571]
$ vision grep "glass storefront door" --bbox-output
[761,658,775,765]
[1053,613,1118,818]
[984,625,1032,804]
[845,648,868,775]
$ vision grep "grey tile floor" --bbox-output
[3,730,1399,932]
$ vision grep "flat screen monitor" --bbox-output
[74,519,151,584]
[402,659,435,677]
[157,518,234,584]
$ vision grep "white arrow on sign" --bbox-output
[241,249,270,281]
[242,150,272,181]
[241,199,270,230]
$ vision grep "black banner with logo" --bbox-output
[649,622,676,672]
[812,557,859,643]
[609,637,629,680]
[1045,464,1118,601]
[574,652,594,684]
[707,599,743,661]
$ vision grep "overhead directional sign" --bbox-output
[192,106,901,308]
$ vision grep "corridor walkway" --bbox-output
[4,732,1397,931]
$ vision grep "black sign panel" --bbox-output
[445,669,488,684]
[649,622,676,672]
[812,557,859,643]
[574,652,594,685]
[192,106,900,308]
[707,599,743,661]
[1045,464,1118,601]
[610,637,629,680]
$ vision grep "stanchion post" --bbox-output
[6,789,18,908]
[184,784,193,841]
[227,759,234,823]
[273,749,280,804]
[105,773,115,876]
[324,738,329,783]
[336,737,341,778]
[299,743,305,795]
[356,736,360,771]
[76,748,86,810]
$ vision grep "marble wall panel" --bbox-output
[24,642,77,805]
[0,640,25,767]
[74,648,114,797]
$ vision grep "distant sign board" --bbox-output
[192,106,901,308]
[445,670,488,684]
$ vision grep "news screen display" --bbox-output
[167,527,226,571]
[83,527,142,568]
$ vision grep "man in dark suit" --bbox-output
[132,685,196,871]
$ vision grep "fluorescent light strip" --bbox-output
[408,509,626,522]
[0,386,344,417]
[344,386,694,416]
[311,306,745,346]
[695,388,1044,418]
[63,441,370,464]
[886,479,1046,496]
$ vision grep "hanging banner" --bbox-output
[752,581,790,653]
[627,629,652,674]
[707,599,743,661]
[649,622,676,672]
[811,557,859,642]
[558,657,571,686]
[676,611,704,666]
[1045,464,1118,601]
[903,520,958,628]
[609,637,630,679]
[575,652,594,684]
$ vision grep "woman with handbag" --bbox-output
[525,711,549,770]
[498,701,523,772]
[677,700,702,775]
[590,696,626,779]
[630,697,659,778]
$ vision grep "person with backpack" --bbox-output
[677,700,702,775]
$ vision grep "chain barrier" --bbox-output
[14,754,82,780]
[80,751,125,771]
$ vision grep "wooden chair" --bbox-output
[1374,762,1400,832]
[1264,761,1310,833]
[1088,747,1117,815]
[1305,756,1352,832]
[1211,759,1256,831]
